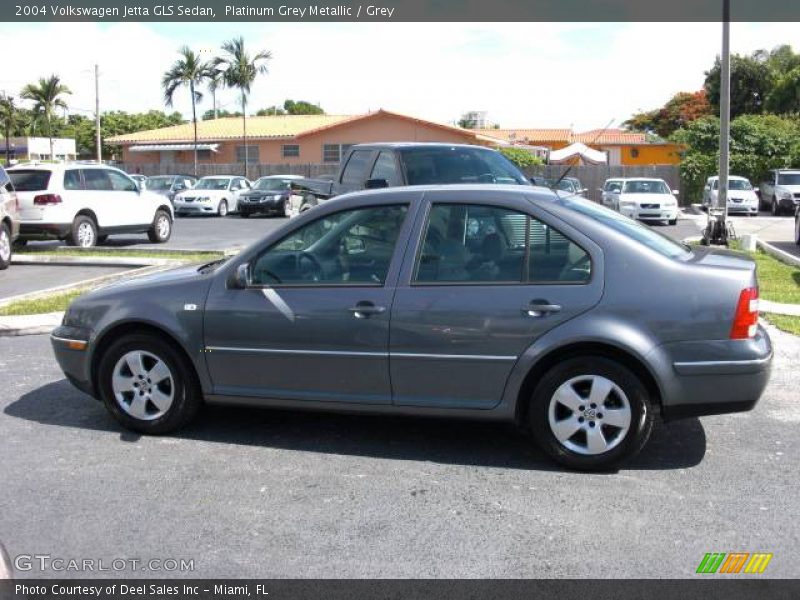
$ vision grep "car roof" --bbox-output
[256,174,303,179]
[7,163,122,173]
[199,175,235,179]
[352,142,493,150]
[707,175,749,180]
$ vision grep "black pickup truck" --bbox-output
[287,142,532,215]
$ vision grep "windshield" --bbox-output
[9,169,51,191]
[622,180,671,194]
[401,147,529,186]
[146,176,174,191]
[729,179,753,191]
[195,178,230,190]
[254,178,292,191]
[777,173,800,185]
[557,195,690,259]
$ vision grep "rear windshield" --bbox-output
[556,195,691,259]
[9,169,51,192]
[400,147,529,186]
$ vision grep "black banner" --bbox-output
[2,0,800,22]
[2,580,800,600]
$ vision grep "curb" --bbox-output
[757,239,800,269]
[0,311,63,337]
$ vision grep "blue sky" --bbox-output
[0,22,793,130]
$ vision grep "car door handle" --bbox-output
[524,301,562,318]
[348,302,386,319]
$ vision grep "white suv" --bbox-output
[8,164,174,247]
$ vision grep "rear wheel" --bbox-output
[0,223,11,270]
[147,209,172,243]
[772,196,780,216]
[668,218,677,225]
[67,215,98,248]
[528,356,655,471]
[97,334,201,434]
[217,199,228,217]
[795,215,800,246]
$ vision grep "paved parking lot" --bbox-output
[0,264,130,301]
[0,327,797,578]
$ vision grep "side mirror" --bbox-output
[229,263,250,289]
[365,178,388,190]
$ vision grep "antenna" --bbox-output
[550,118,615,197]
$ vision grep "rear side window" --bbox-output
[8,170,51,191]
[82,169,112,191]
[370,151,401,186]
[64,170,83,190]
[340,150,373,186]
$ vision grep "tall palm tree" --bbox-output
[0,95,23,165]
[214,37,272,177]
[162,46,209,176]
[20,75,71,161]
[205,65,224,120]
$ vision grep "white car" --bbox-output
[760,169,800,216]
[173,176,251,217]
[603,177,679,225]
[702,175,759,216]
[8,163,174,248]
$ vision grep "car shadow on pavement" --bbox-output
[6,379,707,472]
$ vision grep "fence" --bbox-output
[522,164,684,204]
[126,162,684,205]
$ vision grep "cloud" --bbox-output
[0,21,795,131]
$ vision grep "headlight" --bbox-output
[198,196,210,201]
[781,191,793,200]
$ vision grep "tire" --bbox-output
[795,216,800,246]
[12,238,27,248]
[147,209,172,243]
[668,218,677,226]
[217,199,228,217]
[772,197,780,216]
[528,356,655,471]
[282,200,290,218]
[97,333,202,434]
[97,235,109,245]
[0,223,11,270]
[67,215,98,248]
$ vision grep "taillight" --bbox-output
[33,193,62,205]
[730,287,759,339]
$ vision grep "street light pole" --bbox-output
[95,64,101,163]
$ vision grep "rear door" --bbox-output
[389,190,603,409]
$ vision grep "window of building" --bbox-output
[197,149,212,160]
[282,144,300,158]
[235,145,260,164]
[630,148,640,158]
[323,144,342,163]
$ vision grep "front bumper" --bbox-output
[657,325,772,420]
[175,201,216,214]
[727,203,759,214]
[51,326,95,397]
[239,198,283,214]
[634,207,678,221]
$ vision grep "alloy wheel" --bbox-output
[77,221,95,247]
[0,228,10,262]
[157,214,170,239]
[111,350,175,421]
[547,375,632,455]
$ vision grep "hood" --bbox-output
[620,193,676,205]
[88,264,210,297]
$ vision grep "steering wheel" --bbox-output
[298,252,323,282]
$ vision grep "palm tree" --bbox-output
[205,65,224,120]
[0,95,23,165]
[214,37,272,177]
[162,46,209,176]
[20,75,71,161]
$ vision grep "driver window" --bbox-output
[107,170,138,192]
[250,204,408,286]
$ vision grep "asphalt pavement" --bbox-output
[0,264,130,301]
[0,328,797,578]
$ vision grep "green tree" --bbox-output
[282,99,324,115]
[704,54,771,118]
[499,146,544,169]
[162,46,210,175]
[206,66,224,119]
[201,108,242,120]
[765,66,800,115]
[255,106,285,116]
[20,74,71,160]
[0,95,25,165]
[213,36,272,176]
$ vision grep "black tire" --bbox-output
[12,238,27,248]
[528,356,655,471]
[147,209,172,243]
[217,199,228,217]
[240,211,250,218]
[668,218,677,226]
[97,235,109,245]
[66,214,98,247]
[772,196,780,216]
[0,222,11,270]
[97,333,202,434]
[795,216,800,246]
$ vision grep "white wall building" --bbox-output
[0,136,77,161]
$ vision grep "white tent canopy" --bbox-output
[548,142,607,165]
[129,143,219,153]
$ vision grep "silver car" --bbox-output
[51,186,771,470]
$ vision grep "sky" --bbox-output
[0,21,794,132]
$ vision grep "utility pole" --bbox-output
[95,64,101,163]
[704,0,731,245]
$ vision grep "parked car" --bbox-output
[145,175,197,206]
[759,169,800,215]
[130,174,148,191]
[287,143,531,215]
[50,185,771,470]
[0,165,20,270]
[602,177,679,225]
[702,175,759,215]
[532,177,586,197]
[173,176,250,217]
[8,164,174,247]
[239,175,303,218]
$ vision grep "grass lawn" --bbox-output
[762,314,800,336]
[749,248,800,305]
[17,247,225,262]
[0,288,86,316]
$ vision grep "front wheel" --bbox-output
[772,197,780,216]
[668,218,677,226]
[0,223,12,270]
[528,356,655,471]
[217,199,228,217]
[147,209,172,243]
[97,334,202,434]
[795,216,800,246]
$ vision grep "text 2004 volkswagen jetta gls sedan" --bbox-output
[51,186,772,470]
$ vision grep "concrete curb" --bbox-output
[0,311,63,337]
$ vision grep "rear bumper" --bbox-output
[657,326,773,421]
[20,222,71,238]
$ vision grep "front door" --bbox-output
[203,203,411,404]
[390,196,603,409]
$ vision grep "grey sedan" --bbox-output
[50,186,772,470]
